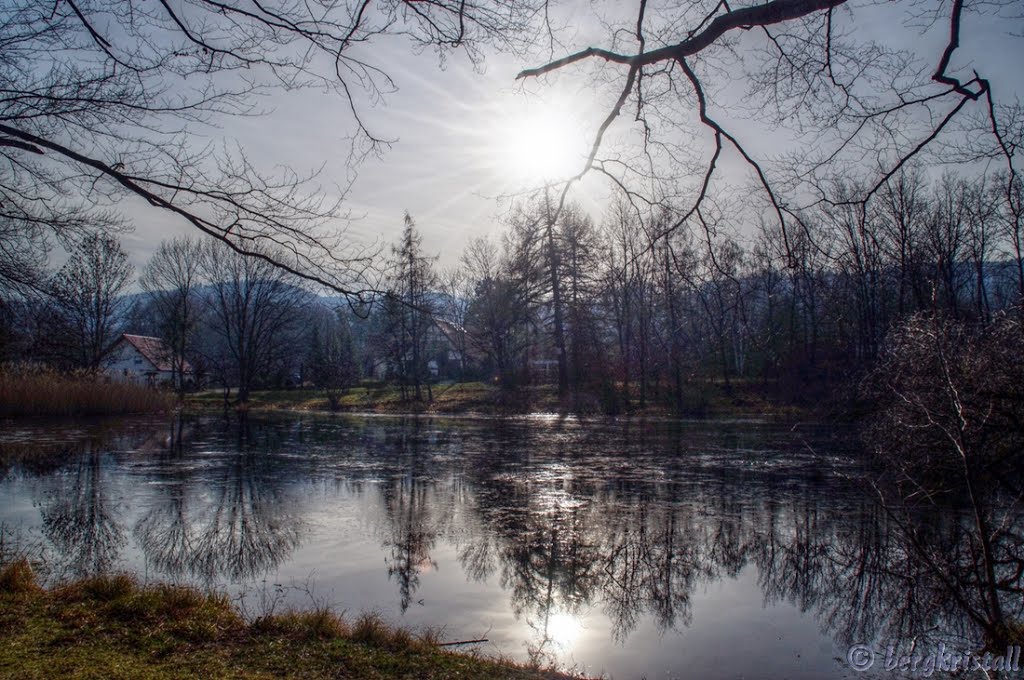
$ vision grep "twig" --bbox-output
[437,638,489,646]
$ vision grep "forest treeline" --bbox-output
[0,167,1022,414]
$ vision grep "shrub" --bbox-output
[0,559,39,594]
[863,310,1024,484]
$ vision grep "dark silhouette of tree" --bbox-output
[41,444,125,577]
[306,304,358,409]
[200,240,311,403]
[0,0,543,295]
[41,233,133,370]
[864,310,1024,647]
[381,213,438,402]
[461,236,534,388]
[140,237,205,392]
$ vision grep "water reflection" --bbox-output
[40,444,125,577]
[133,417,305,582]
[1,414,1021,677]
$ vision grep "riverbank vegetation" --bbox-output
[861,310,1024,648]
[0,560,583,680]
[185,378,801,418]
[2,172,1023,419]
[0,364,173,417]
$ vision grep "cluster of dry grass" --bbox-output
[0,560,586,679]
[0,364,173,417]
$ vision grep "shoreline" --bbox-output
[0,560,590,680]
[183,380,815,421]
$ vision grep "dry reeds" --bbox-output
[0,559,40,594]
[0,363,174,417]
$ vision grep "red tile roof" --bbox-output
[120,334,192,373]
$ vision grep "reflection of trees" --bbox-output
[599,500,699,640]
[133,417,192,576]
[26,412,1022,661]
[190,450,303,581]
[27,417,196,578]
[40,444,125,577]
[381,477,441,612]
[437,419,1024,657]
[503,509,599,663]
[0,441,75,480]
[133,416,304,583]
[377,424,451,613]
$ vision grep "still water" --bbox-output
[0,414,1015,679]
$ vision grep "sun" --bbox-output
[545,611,582,649]
[499,104,589,183]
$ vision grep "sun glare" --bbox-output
[500,105,589,182]
[546,611,583,649]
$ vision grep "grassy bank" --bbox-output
[187,382,498,414]
[186,380,806,418]
[0,365,173,417]
[0,561,583,680]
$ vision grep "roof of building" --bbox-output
[119,334,192,373]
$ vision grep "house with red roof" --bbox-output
[104,334,193,387]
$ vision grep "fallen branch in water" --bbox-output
[437,638,489,646]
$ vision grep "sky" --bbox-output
[117,0,1024,279]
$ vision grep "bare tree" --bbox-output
[461,236,534,388]
[200,240,310,403]
[43,233,133,370]
[140,237,205,392]
[998,174,1024,308]
[864,310,1024,647]
[0,0,542,295]
[878,166,929,318]
[437,265,474,379]
[306,303,358,409]
[516,0,1020,270]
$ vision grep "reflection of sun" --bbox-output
[498,103,589,182]
[546,611,582,649]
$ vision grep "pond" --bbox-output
[0,413,1019,679]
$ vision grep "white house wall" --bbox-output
[104,344,155,384]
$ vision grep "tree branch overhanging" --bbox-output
[516,0,848,80]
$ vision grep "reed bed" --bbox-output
[0,364,174,417]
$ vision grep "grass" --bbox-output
[187,379,806,419]
[0,364,174,417]
[187,381,503,415]
[0,561,588,680]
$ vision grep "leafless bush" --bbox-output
[864,310,1024,488]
